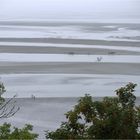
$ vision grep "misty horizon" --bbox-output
[0,0,140,21]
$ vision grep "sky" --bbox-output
[0,0,140,20]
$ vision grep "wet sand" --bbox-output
[0,62,140,75]
[0,45,140,55]
[0,38,140,47]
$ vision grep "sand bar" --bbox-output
[0,38,140,47]
[1,45,140,55]
[0,62,140,75]
[0,53,140,63]
[1,42,140,55]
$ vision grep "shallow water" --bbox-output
[1,74,140,98]
[0,22,140,42]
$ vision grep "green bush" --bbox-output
[0,123,38,139]
[46,83,140,139]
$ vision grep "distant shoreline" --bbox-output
[0,19,140,24]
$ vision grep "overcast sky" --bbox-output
[0,0,140,20]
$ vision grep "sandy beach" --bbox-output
[1,0,140,138]
[0,21,140,97]
[0,20,140,138]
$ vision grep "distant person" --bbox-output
[31,95,36,100]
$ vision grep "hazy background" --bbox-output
[0,0,140,20]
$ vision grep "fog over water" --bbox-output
[0,0,140,20]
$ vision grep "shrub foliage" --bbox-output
[0,123,38,139]
[46,83,140,139]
